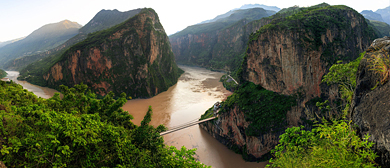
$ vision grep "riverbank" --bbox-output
[5,66,267,168]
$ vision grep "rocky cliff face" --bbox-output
[242,5,376,103]
[201,4,378,161]
[37,8,181,98]
[351,36,390,167]
[169,8,274,71]
[6,9,142,71]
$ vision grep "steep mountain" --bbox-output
[19,8,182,98]
[0,37,25,48]
[4,9,142,71]
[360,10,384,22]
[170,7,276,72]
[0,20,81,67]
[199,4,280,24]
[79,9,142,35]
[200,4,378,161]
[350,36,390,167]
[376,6,390,25]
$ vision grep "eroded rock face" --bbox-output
[43,9,182,98]
[201,5,378,161]
[351,36,390,167]
[199,106,280,161]
[242,9,374,104]
[169,9,273,71]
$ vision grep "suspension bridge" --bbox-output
[159,102,221,136]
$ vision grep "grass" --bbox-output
[367,49,390,84]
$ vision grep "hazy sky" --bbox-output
[0,0,389,42]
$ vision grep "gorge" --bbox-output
[199,3,380,163]
[2,1,390,167]
[4,65,267,168]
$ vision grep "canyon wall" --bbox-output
[201,4,378,161]
[34,8,181,98]
[351,36,390,167]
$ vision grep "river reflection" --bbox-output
[5,66,267,168]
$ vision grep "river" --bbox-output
[5,66,267,168]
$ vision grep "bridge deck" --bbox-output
[160,116,216,136]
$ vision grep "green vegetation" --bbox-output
[250,4,377,65]
[219,74,238,91]
[200,107,214,120]
[367,49,390,84]
[0,69,6,79]
[267,120,378,167]
[170,8,271,38]
[171,8,274,73]
[79,9,141,35]
[268,51,380,167]
[20,8,182,98]
[322,52,364,114]
[369,20,390,37]
[0,81,208,167]
[10,8,141,73]
[220,82,296,136]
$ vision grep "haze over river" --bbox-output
[5,65,267,168]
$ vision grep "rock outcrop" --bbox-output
[27,8,181,98]
[351,36,390,167]
[201,4,378,161]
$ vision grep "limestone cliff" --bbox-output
[7,9,142,71]
[201,4,378,161]
[351,36,390,167]
[170,8,274,71]
[27,8,181,98]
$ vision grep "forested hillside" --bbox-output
[0,81,208,167]
[19,8,182,98]
[200,3,379,163]
[4,9,142,71]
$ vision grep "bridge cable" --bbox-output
[166,117,201,130]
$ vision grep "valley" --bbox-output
[4,66,267,168]
[2,1,390,167]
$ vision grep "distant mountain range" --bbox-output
[360,6,390,25]
[0,20,81,67]
[0,37,25,48]
[376,6,390,25]
[4,9,142,70]
[19,8,182,98]
[359,7,390,37]
[169,6,278,72]
[199,4,280,24]
[361,10,384,22]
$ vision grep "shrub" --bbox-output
[0,81,209,167]
[367,49,390,84]
[267,120,378,168]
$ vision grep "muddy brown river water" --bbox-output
[5,66,267,168]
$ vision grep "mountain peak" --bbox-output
[238,4,281,12]
[60,20,82,29]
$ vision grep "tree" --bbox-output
[0,81,209,167]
